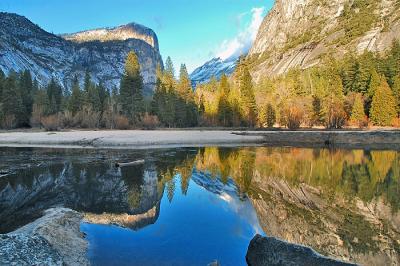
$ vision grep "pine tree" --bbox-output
[46,78,63,114]
[392,75,400,116]
[367,68,380,98]
[19,70,33,125]
[264,103,276,128]
[217,74,232,126]
[370,76,397,126]
[0,70,4,123]
[164,56,176,88]
[32,89,50,125]
[237,63,257,127]
[83,70,91,94]
[97,83,109,114]
[350,93,366,126]
[119,51,145,123]
[1,71,24,128]
[68,75,82,115]
[87,83,101,112]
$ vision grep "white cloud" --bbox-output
[216,7,265,61]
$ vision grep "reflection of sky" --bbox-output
[82,173,264,266]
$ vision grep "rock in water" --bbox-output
[246,234,357,266]
[0,208,88,266]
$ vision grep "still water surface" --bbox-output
[0,147,399,265]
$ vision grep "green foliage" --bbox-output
[151,58,199,128]
[68,75,82,115]
[264,103,276,128]
[217,74,233,127]
[370,76,397,126]
[46,77,63,114]
[119,51,145,123]
[350,93,366,126]
[392,75,400,115]
[236,62,258,127]
[1,71,24,128]
[337,0,378,45]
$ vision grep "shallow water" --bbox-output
[0,146,399,265]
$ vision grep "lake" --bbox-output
[0,146,399,265]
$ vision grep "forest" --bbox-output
[0,41,400,130]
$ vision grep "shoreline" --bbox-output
[0,129,399,150]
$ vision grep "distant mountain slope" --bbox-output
[190,57,237,86]
[248,0,400,82]
[0,12,163,94]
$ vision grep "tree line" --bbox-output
[197,41,400,129]
[1,42,400,130]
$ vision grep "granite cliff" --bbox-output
[248,0,400,82]
[0,12,162,94]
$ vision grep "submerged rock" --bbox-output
[0,208,88,266]
[246,234,357,266]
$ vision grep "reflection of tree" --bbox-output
[121,165,145,209]
[193,146,400,212]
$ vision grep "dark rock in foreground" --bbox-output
[0,208,88,266]
[246,234,357,266]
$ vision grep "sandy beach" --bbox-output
[0,129,399,149]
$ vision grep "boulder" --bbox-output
[0,208,88,266]
[246,234,357,266]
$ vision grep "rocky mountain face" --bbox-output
[248,0,400,82]
[190,57,237,86]
[0,12,163,94]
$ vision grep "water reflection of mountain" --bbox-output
[1,147,399,265]
[0,149,168,233]
[195,147,400,266]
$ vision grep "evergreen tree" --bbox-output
[32,89,51,124]
[0,70,3,123]
[264,103,276,128]
[370,76,397,126]
[19,70,33,125]
[217,74,232,126]
[1,71,24,127]
[367,68,380,98]
[97,83,109,114]
[392,75,400,116]
[119,51,145,123]
[164,56,176,88]
[83,70,91,94]
[87,83,101,112]
[68,75,82,115]
[311,95,324,126]
[350,93,366,126]
[237,63,257,127]
[46,78,63,114]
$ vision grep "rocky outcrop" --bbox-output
[246,234,356,266]
[0,208,88,266]
[0,12,163,94]
[248,0,400,81]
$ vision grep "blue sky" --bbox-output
[0,0,273,73]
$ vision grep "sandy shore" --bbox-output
[0,129,399,149]
[0,130,265,149]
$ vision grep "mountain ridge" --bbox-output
[0,12,162,94]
